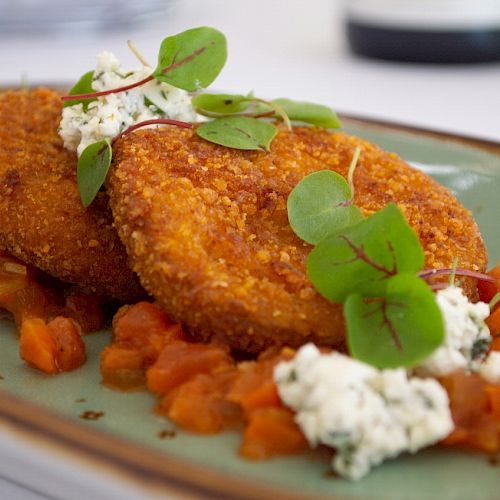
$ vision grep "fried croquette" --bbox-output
[0,88,145,301]
[109,126,488,353]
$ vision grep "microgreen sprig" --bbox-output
[63,26,227,103]
[64,26,341,206]
[287,168,494,369]
[77,119,192,207]
[287,151,363,244]
[193,93,341,151]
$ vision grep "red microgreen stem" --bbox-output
[62,74,154,102]
[63,45,209,103]
[418,267,495,284]
[112,119,192,144]
[429,283,451,291]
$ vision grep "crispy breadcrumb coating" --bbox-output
[109,126,487,352]
[0,88,144,301]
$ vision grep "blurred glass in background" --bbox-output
[345,0,500,63]
[0,0,174,36]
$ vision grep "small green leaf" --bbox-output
[192,93,252,114]
[196,117,277,151]
[63,71,96,111]
[77,139,112,207]
[307,203,424,302]
[345,274,444,368]
[272,98,341,128]
[153,27,227,91]
[287,170,363,244]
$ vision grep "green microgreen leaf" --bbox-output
[271,98,341,128]
[307,203,424,302]
[192,93,252,115]
[196,117,277,151]
[287,170,363,245]
[345,274,444,368]
[153,26,227,91]
[77,139,112,207]
[63,71,96,111]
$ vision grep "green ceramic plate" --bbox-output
[1,117,499,499]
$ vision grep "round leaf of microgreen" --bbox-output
[345,274,445,368]
[63,71,96,111]
[287,170,364,245]
[153,26,227,91]
[192,93,252,115]
[77,139,112,208]
[196,117,277,151]
[271,98,341,128]
[307,203,425,303]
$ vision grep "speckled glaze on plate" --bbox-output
[0,117,499,500]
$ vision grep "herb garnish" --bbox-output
[66,26,226,206]
[77,139,112,208]
[193,93,340,150]
[288,168,494,368]
[63,27,227,101]
[63,71,96,111]
[287,149,363,244]
[196,116,277,151]
[63,27,341,206]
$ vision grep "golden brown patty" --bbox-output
[0,88,145,301]
[109,126,487,352]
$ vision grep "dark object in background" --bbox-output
[347,23,500,64]
[345,2,500,63]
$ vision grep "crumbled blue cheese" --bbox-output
[478,351,500,385]
[416,286,491,377]
[59,51,199,156]
[274,344,453,481]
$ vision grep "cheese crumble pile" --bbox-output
[275,344,453,480]
[417,286,491,377]
[59,52,198,156]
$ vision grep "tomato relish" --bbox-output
[0,250,104,374]
[101,301,307,458]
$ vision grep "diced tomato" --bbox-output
[19,318,58,374]
[240,407,308,459]
[159,370,242,433]
[47,316,86,372]
[100,346,146,390]
[146,341,233,395]
[19,316,86,374]
[113,302,186,362]
[63,294,104,333]
[486,307,500,343]
[478,263,500,304]
[440,372,500,453]
[100,302,189,390]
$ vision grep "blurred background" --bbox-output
[1,0,500,140]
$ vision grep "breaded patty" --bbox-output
[0,88,145,301]
[109,126,487,352]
